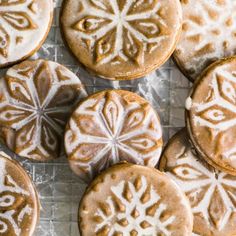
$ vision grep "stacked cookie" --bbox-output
[1,0,236,235]
[159,1,236,236]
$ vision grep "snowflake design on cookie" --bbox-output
[72,0,168,65]
[94,176,175,235]
[175,0,236,79]
[65,90,162,181]
[0,60,87,160]
[191,65,236,163]
[167,147,236,231]
[0,157,33,236]
[0,0,52,65]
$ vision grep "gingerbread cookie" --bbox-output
[60,0,182,80]
[159,129,236,236]
[0,151,39,236]
[186,57,236,175]
[0,59,87,161]
[65,90,163,182]
[0,0,53,68]
[79,163,193,236]
[174,0,236,81]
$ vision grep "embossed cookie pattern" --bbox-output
[187,58,236,174]
[65,90,163,181]
[72,0,167,65]
[61,0,182,79]
[174,0,236,80]
[160,130,236,235]
[0,154,38,236]
[0,0,52,66]
[95,176,175,235]
[79,164,193,235]
[0,60,87,161]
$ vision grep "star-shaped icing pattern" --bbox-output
[0,153,38,236]
[161,131,236,235]
[0,0,52,66]
[71,0,168,65]
[65,90,163,181]
[175,0,236,79]
[191,65,236,164]
[0,60,87,161]
[95,176,176,235]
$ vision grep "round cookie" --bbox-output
[186,57,236,175]
[0,151,39,236]
[79,163,193,236]
[0,59,87,161]
[174,0,236,81]
[0,0,53,68]
[60,0,182,80]
[159,129,236,236]
[64,90,163,182]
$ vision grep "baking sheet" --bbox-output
[0,1,192,235]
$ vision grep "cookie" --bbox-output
[64,90,163,182]
[159,129,236,236]
[0,59,87,161]
[0,151,39,236]
[186,57,236,175]
[174,0,236,81]
[0,0,53,68]
[60,0,182,80]
[79,163,193,236]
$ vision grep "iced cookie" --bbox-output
[159,129,236,236]
[0,0,53,68]
[79,163,193,236]
[0,59,87,161]
[174,0,236,81]
[65,90,163,182]
[60,0,182,80]
[0,151,39,236]
[186,57,236,175]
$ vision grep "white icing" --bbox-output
[95,176,176,235]
[65,91,162,180]
[0,60,87,160]
[0,157,32,236]
[175,0,236,79]
[188,65,236,163]
[0,0,53,65]
[69,0,170,65]
[166,145,236,231]
[185,97,192,110]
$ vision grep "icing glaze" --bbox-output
[65,90,163,181]
[0,0,53,66]
[70,0,167,66]
[61,0,182,79]
[0,60,87,161]
[95,176,175,235]
[0,153,38,236]
[161,130,236,235]
[174,0,236,80]
[187,59,236,172]
[79,163,193,235]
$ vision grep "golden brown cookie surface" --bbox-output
[0,59,87,161]
[0,0,53,68]
[65,90,163,182]
[159,129,236,236]
[174,0,236,81]
[0,151,39,236]
[186,57,236,175]
[60,0,182,80]
[79,163,193,236]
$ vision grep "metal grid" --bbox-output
[0,1,192,235]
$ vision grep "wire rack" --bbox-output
[0,1,192,235]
